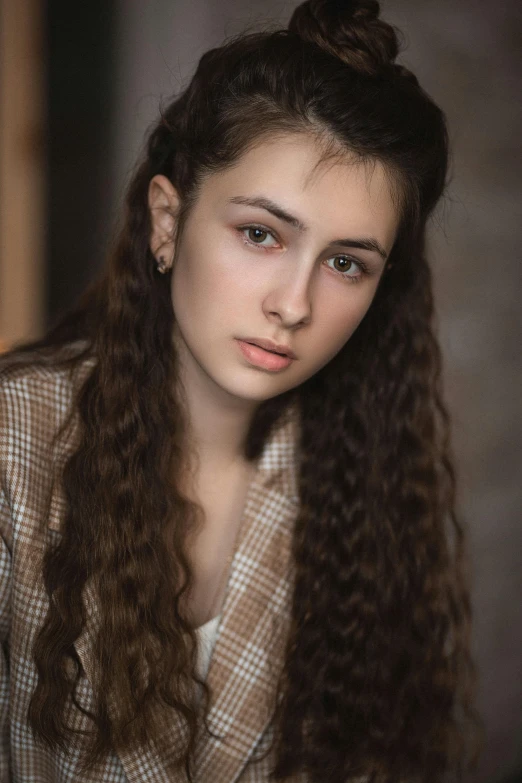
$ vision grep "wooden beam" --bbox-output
[0,0,45,349]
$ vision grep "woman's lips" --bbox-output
[236,339,294,371]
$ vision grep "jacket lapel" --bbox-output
[192,404,300,783]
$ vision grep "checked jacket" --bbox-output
[0,348,308,783]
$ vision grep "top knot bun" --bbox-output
[288,0,400,75]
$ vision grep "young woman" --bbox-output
[0,1,480,781]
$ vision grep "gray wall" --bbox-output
[111,2,522,780]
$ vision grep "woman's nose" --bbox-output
[262,263,314,329]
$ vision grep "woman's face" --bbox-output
[149,133,399,405]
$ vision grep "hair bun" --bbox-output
[288,0,400,75]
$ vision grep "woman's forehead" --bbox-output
[196,133,399,250]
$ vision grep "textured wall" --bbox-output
[111,2,522,780]
[387,4,522,781]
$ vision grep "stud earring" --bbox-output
[156,255,169,274]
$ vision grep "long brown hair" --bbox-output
[3,1,481,780]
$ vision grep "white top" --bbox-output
[195,613,222,680]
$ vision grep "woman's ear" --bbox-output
[147,175,181,270]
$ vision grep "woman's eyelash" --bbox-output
[237,224,370,283]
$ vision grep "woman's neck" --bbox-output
[177,357,259,472]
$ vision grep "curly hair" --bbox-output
[4,0,481,780]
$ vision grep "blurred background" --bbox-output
[1,0,521,780]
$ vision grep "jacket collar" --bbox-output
[47,391,301,782]
[192,403,300,782]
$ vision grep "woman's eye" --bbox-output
[240,226,278,247]
[325,255,364,282]
[239,228,367,283]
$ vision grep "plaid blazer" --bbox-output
[0,351,307,782]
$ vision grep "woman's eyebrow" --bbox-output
[330,237,388,261]
[229,195,306,230]
[228,195,388,261]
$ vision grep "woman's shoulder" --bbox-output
[0,340,95,477]
[0,339,94,423]
[0,341,95,542]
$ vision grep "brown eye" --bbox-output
[248,227,269,243]
[240,226,278,248]
[325,254,366,284]
[333,256,352,272]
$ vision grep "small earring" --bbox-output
[156,255,169,274]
